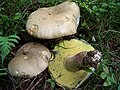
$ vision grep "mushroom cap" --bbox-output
[48,39,95,89]
[8,42,51,77]
[26,1,80,39]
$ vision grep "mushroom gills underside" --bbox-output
[48,39,95,89]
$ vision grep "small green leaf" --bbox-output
[0,69,7,76]
[28,0,33,3]
[0,68,7,71]
[106,76,112,85]
[110,74,117,84]
[98,8,106,12]
[0,45,11,51]
[103,81,110,86]
[0,73,7,76]
[0,41,6,46]
[103,65,109,74]
[81,22,87,27]
[92,5,97,11]
[46,79,55,90]
[21,29,26,32]
[13,12,22,20]
[118,85,120,90]
[85,68,93,72]
[102,3,108,7]
[38,0,45,5]
[7,42,15,47]
[8,39,19,43]
[100,72,107,79]
[2,15,9,20]
[8,35,20,40]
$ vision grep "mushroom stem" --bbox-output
[64,50,102,72]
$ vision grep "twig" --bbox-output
[30,73,47,90]
[26,76,37,90]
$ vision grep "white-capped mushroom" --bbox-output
[8,42,51,77]
[26,1,80,39]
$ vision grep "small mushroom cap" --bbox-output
[8,42,51,77]
[26,1,80,39]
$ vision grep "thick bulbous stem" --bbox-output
[64,50,102,72]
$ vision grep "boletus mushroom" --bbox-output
[8,42,51,77]
[26,1,80,39]
[48,39,102,89]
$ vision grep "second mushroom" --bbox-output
[8,42,51,77]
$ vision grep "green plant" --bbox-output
[0,1,30,36]
[0,68,7,76]
[46,78,56,90]
[100,64,117,86]
[0,35,20,64]
[0,11,26,35]
[73,0,120,89]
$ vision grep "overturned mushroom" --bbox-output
[8,42,51,77]
[48,39,102,89]
[26,1,80,39]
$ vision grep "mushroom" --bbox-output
[26,1,80,39]
[8,42,51,77]
[48,39,102,89]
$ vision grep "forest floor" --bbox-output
[0,0,120,90]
